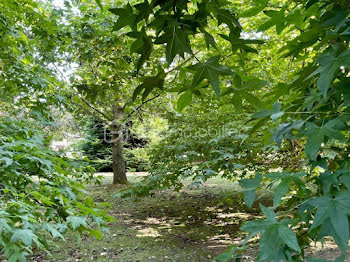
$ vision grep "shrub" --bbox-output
[0,117,114,261]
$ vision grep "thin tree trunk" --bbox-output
[111,103,127,184]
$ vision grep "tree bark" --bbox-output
[111,103,127,184]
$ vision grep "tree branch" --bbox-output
[53,63,112,122]
[165,51,200,75]
[126,94,160,119]
[71,100,107,123]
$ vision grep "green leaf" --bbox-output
[322,10,348,27]
[89,229,103,240]
[309,50,350,97]
[31,191,56,206]
[307,258,329,262]
[270,111,284,120]
[8,250,27,262]
[2,157,13,166]
[242,92,265,110]
[241,79,267,91]
[188,56,233,98]
[11,229,36,246]
[43,224,65,239]
[134,0,151,22]
[219,30,261,54]
[129,29,153,72]
[203,30,217,49]
[109,4,137,31]
[239,174,262,208]
[239,173,262,190]
[305,123,324,161]
[231,91,242,112]
[206,64,221,97]
[240,0,269,17]
[217,9,241,31]
[155,25,192,64]
[244,189,256,208]
[95,0,103,10]
[67,216,88,230]
[177,91,192,111]
[0,218,11,234]
[258,8,286,34]
[132,84,145,101]
[307,257,345,262]
[319,172,338,194]
[217,246,236,262]
[278,225,301,252]
[132,69,165,101]
[329,207,349,252]
[335,189,350,209]
[253,102,281,118]
[241,219,272,233]
[259,225,283,259]
[260,204,277,223]
[309,191,350,252]
[273,179,290,208]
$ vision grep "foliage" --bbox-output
[64,0,166,123]
[2,0,350,259]
[0,0,69,117]
[0,0,115,260]
[0,117,114,261]
[126,94,304,198]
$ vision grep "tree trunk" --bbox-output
[111,103,127,184]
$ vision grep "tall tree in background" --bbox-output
[63,2,166,184]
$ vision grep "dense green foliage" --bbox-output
[134,96,302,195]
[79,118,114,172]
[0,118,113,261]
[0,0,113,260]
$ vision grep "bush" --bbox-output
[0,117,113,261]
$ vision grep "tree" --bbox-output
[80,117,113,172]
[0,1,112,260]
[79,117,149,172]
[62,1,167,184]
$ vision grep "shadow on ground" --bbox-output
[30,174,350,262]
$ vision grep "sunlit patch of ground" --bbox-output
[30,173,350,262]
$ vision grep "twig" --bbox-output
[71,100,107,123]
[165,51,200,75]
[126,94,160,119]
[53,63,112,121]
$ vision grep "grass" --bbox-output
[30,173,349,262]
